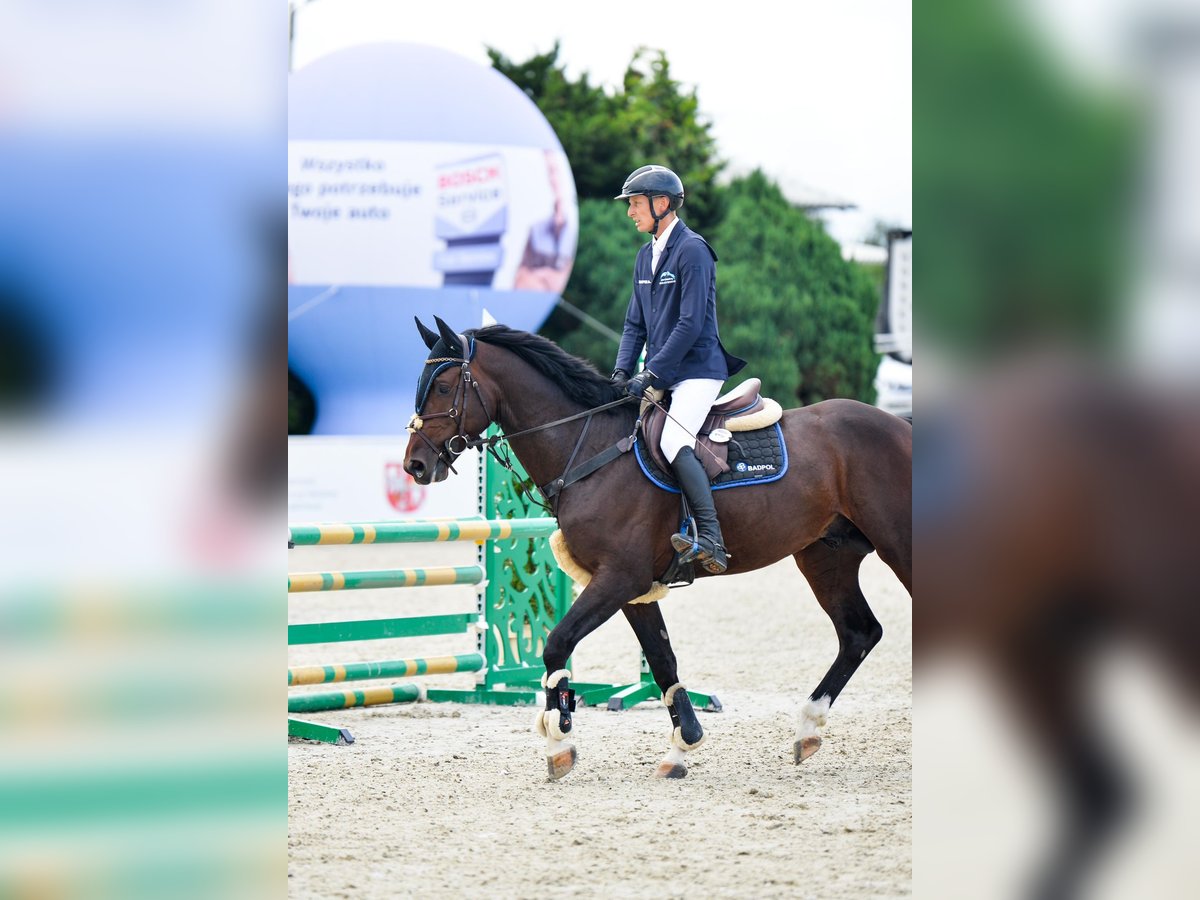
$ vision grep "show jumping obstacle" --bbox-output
[287,432,720,745]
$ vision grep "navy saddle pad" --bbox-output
[634,423,788,493]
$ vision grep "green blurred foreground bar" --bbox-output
[288,517,559,545]
[287,566,484,592]
[0,759,279,827]
[287,613,476,644]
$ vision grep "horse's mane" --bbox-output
[467,325,626,410]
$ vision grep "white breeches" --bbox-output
[661,378,724,464]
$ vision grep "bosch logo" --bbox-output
[438,166,501,188]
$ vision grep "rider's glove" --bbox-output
[610,368,630,384]
[624,369,657,399]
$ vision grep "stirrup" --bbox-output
[669,517,700,562]
[670,531,728,574]
[669,517,703,564]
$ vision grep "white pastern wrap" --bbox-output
[545,735,570,759]
[798,695,831,740]
[661,745,688,768]
[541,668,571,690]
[549,530,669,605]
[532,707,549,738]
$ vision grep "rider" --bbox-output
[611,165,745,574]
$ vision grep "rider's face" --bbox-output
[627,195,668,233]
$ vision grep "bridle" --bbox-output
[406,350,493,477]
[407,346,637,512]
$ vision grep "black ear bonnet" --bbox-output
[414,334,476,414]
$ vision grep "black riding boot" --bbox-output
[668,446,728,574]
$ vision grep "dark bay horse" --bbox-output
[403,317,912,779]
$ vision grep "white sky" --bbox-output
[290,0,912,245]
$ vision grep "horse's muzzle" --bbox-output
[403,449,453,485]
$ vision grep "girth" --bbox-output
[540,435,636,504]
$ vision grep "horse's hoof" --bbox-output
[546,745,577,780]
[794,735,822,764]
[655,761,687,779]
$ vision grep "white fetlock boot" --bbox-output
[795,695,830,763]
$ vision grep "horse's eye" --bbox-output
[436,382,451,395]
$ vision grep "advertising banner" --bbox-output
[288,437,479,523]
[288,43,578,437]
[288,141,575,293]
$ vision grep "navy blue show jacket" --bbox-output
[614,220,745,388]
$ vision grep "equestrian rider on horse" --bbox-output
[611,165,746,574]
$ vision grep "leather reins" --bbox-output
[407,352,635,512]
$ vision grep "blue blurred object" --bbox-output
[0,138,273,425]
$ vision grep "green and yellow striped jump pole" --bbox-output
[288,653,484,686]
[288,517,559,546]
[287,683,424,714]
[288,566,484,593]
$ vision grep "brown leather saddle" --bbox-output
[641,378,784,480]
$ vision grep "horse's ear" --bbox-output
[433,316,463,355]
[414,317,439,350]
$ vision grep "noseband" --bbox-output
[407,353,493,474]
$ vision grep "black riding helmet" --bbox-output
[614,165,684,235]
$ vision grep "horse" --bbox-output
[403,317,912,780]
